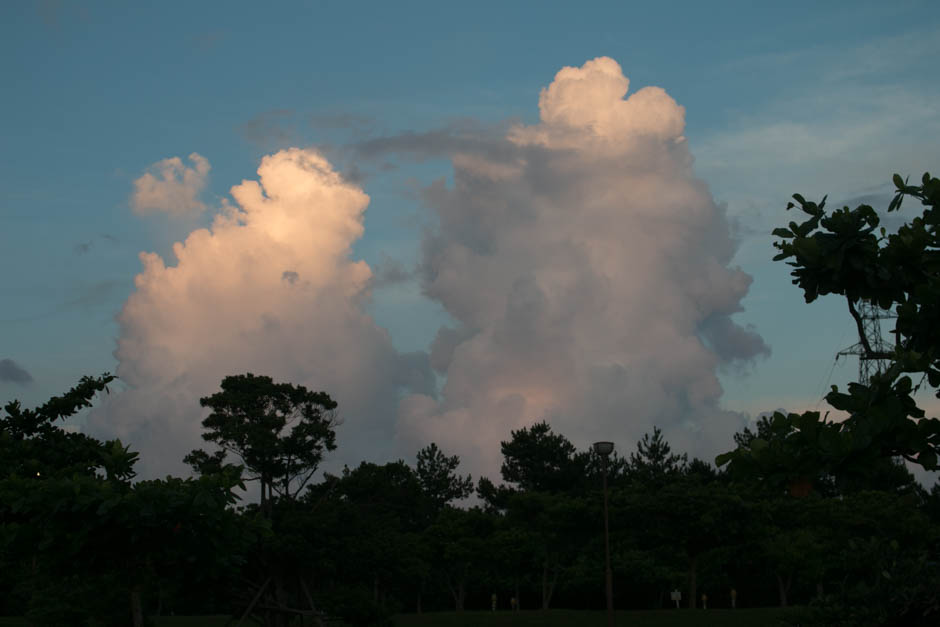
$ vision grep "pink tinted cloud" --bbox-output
[131,153,211,216]
[92,148,431,478]
[397,57,768,477]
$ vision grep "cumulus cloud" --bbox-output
[131,153,210,216]
[509,57,685,152]
[92,58,769,482]
[396,57,769,477]
[0,359,33,385]
[91,148,432,478]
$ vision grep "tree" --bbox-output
[720,173,940,484]
[415,443,473,512]
[629,427,688,489]
[307,461,423,621]
[499,421,585,494]
[0,373,134,481]
[489,521,538,610]
[721,410,844,496]
[632,478,750,609]
[504,490,589,610]
[809,490,939,625]
[1,375,248,627]
[186,373,338,514]
[426,506,495,611]
[186,374,338,627]
[757,497,828,607]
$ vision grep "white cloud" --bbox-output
[131,152,211,216]
[694,27,940,236]
[509,56,685,152]
[94,59,775,481]
[397,57,768,477]
[91,148,432,478]
[695,87,939,210]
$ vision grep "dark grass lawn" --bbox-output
[397,608,803,626]
[0,608,805,627]
[0,620,231,627]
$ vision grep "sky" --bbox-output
[2,1,939,481]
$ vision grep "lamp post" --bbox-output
[593,441,615,627]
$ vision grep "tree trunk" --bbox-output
[301,577,317,612]
[816,581,824,600]
[373,575,379,604]
[687,554,698,609]
[775,572,791,607]
[274,574,289,627]
[541,562,548,609]
[541,560,558,609]
[130,584,144,627]
[515,581,521,611]
[29,555,37,599]
[261,476,273,519]
[447,576,466,611]
[416,590,422,614]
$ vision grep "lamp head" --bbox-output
[593,441,614,457]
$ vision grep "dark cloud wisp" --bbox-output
[0,359,33,385]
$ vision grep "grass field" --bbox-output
[0,608,804,627]
[397,608,803,626]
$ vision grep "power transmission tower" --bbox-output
[837,300,896,385]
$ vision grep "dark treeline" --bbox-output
[2,372,939,627]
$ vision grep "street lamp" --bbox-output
[593,441,614,627]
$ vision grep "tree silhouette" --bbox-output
[629,426,687,488]
[186,373,338,515]
[415,442,473,511]
[720,173,940,495]
[500,421,584,493]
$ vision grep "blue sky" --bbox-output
[2,1,939,474]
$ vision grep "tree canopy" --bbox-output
[415,442,474,511]
[186,373,338,510]
[719,173,940,490]
[3,372,940,624]
[498,421,584,494]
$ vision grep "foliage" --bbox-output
[426,506,495,611]
[3,371,940,623]
[0,375,251,626]
[813,491,937,626]
[326,460,428,604]
[629,426,688,489]
[0,373,135,481]
[499,421,585,494]
[719,172,940,488]
[186,372,338,510]
[416,442,473,511]
[318,586,395,627]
